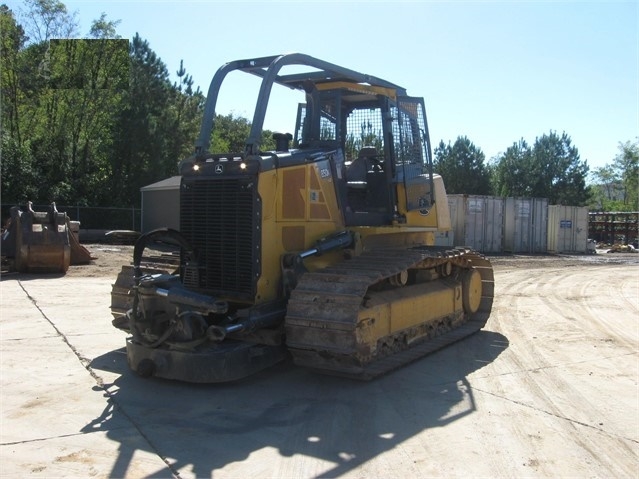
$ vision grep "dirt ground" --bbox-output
[72,243,639,278]
[1,245,638,478]
[64,244,136,278]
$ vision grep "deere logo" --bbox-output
[215,164,224,174]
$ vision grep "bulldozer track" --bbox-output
[285,246,494,380]
[111,246,494,380]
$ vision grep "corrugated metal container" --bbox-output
[547,205,589,253]
[447,195,504,253]
[503,197,548,253]
[434,230,455,247]
[447,194,466,247]
[466,196,504,253]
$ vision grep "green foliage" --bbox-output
[261,130,276,151]
[345,121,384,161]
[491,139,534,197]
[434,136,491,195]
[27,37,128,204]
[88,12,120,39]
[0,133,38,203]
[614,140,639,210]
[109,33,175,205]
[1,1,280,213]
[8,0,613,219]
[210,113,251,152]
[0,5,26,144]
[0,4,198,209]
[1,4,126,205]
[21,0,78,44]
[492,131,591,205]
[533,132,590,204]
[209,113,275,153]
[589,139,639,211]
[166,60,205,160]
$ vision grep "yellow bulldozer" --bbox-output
[110,53,494,382]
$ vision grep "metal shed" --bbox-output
[140,176,181,233]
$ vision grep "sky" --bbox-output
[7,0,638,172]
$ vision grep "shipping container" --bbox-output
[503,197,548,253]
[447,195,504,253]
[547,205,589,253]
[434,230,455,247]
[447,195,466,247]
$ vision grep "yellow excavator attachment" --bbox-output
[2,202,93,274]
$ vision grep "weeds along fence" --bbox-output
[1,204,141,231]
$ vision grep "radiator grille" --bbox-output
[180,176,259,300]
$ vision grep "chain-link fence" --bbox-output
[1,204,141,231]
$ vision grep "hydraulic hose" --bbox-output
[132,228,196,281]
[128,228,198,345]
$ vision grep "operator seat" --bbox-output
[346,146,378,186]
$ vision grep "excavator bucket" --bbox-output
[7,202,70,273]
[1,202,93,274]
[68,220,93,265]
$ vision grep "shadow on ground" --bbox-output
[86,330,509,478]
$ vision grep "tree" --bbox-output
[2,0,277,214]
[0,5,27,143]
[492,131,590,205]
[531,131,590,205]
[109,33,173,205]
[590,140,639,210]
[345,121,384,161]
[1,2,83,204]
[88,12,120,39]
[209,113,275,153]
[110,36,209,206]
[491,139,535,197]
[0,132,38,204]
[433,136,491,195]
[20,0,78,44]
[23,31,128,204]
[590,164,620,211]
[614,140,639,210]
[164,60,205,163]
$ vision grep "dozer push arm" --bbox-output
[298,230,354,259]
[281,230,355,296]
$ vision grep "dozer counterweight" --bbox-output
[111,53,494,382]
